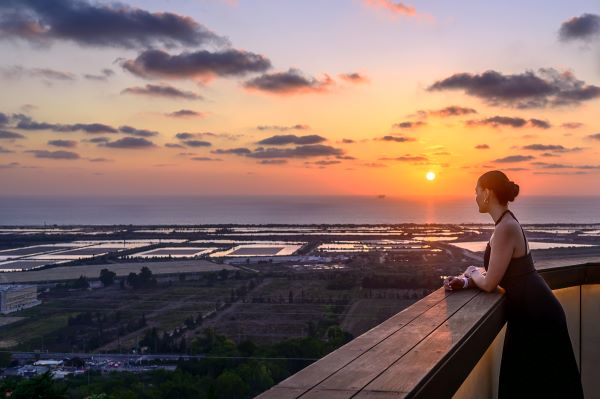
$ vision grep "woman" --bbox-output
[444,170,584,398]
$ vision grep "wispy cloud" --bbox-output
[492,155,535,163]
[363,0,416,16]
[466,116,551,129]
[26,149,80,160]
[121,84,202,100]
[102,137,156,149]
[244,68,333,95]
[257,134,326,146]
[166,109,204,118]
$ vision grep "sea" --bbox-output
[1,195,599,226]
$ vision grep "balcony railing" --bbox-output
[257,259,600,398]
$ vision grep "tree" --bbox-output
[72,275,89,289]
[1,371,67,399]
[0,351,11,368]
[215,370,248,399]
[99,269,116,287]
[126,272,138,288]
[218,269,229,280]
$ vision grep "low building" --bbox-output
[0,284,41,314]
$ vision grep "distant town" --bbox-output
[1,223,599,397]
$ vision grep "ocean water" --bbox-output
[0,196,599,225]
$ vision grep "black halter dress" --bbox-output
[484,209,584,398]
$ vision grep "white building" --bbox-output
[0,284,41,314]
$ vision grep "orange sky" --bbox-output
[1,0,599,196]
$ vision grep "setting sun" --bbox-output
[426,171,436,181]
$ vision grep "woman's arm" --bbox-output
[465,226,513,292]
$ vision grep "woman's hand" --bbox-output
[464,266,486,279]
[464,266,477,277]
[443,276,466,291]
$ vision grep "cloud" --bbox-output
[57,123,118,133]
[305,160,341,166]
[522,144,582,153]
[258,159,287,165]
[182,139,211,147]
[363,162,387,168]
[379,154,428,161]
[341,138,355,144]
[0,0,227,48]
[531,162,573,169]
[244,68,333,95]
[257,124,309,131]
[0,129,25,139]
[393,121,426,129]
[533,171,589,175]
[211,147,252,155]
[212,144,344,159]
[89,157,112,162]
[588,133,600,140]
[1,65,76,81]
[475,144,490,149]
[175,132,194,140]
[13,115,119,134]
[561,122,584,129]
[166,109,204,118]
[428,68,600,108]
[48,139,77,148]
[165,143,185,148]
[0,162,20,168]
[338,72,368,84]
[363,0,416,16]
[248,144,343,159]
[492,155,535,163]
[122,49,272,80]
[0,146,14,153]
[26,149,80,159]
[87,137,109,144]
[256,134,326,145]
[191,156,222,161]
[559,14,600,42]
[377,135,416,143]
[466,116,551,129]
[83,68,114,81]
[121,83,202,100]
[119,125,159,137]
[0,113,8,125]
[412,106,477,118]
[528,118,552,129]
[103,137,155,149]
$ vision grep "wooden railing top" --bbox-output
[257,260,599,399]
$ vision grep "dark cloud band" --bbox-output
[0,0,226,48]
[122,49,272,79]
[428,68,600,108]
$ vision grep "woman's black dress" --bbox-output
[484,209,584,399]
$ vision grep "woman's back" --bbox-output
[485,209,584,398]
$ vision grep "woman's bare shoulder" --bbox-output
[491,219,521,246]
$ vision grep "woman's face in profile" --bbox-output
[475,182,487,212]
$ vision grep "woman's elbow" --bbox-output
[482,282,497,293]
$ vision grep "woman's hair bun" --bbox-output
[478,170,520,205]
[508,180,519,201]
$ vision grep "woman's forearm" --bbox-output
[469,271,488,291]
